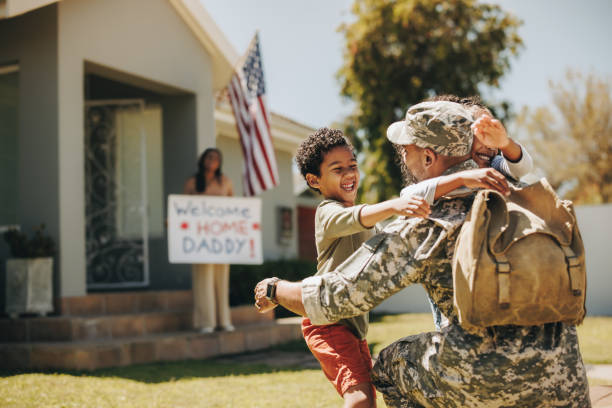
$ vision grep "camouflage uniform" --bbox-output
[301,101,591,407]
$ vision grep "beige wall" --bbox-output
[0,4,60,307]
[375,203,612,317]
[575,204,612,316]
[57,0,217,296]
[216,135,298,260]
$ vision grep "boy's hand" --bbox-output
[254,279,278,313]
[460,168,510,195]
[471,115,510,150]
[392,196,431,218]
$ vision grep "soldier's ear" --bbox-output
[305,173,320,190]
[423,148,437,168]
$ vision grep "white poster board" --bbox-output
[167,195,263,264]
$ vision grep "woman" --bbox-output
[184,148,234,333]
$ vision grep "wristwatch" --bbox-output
[265,277,281,304]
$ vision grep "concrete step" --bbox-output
[0,318,303,371]
[0,305,274,343]
[0,310,192,342]
[58,290,194,316]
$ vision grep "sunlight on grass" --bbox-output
[577,317,612,364]
[1,314,610,408]
[367,313,435,356]
[0,368,343,408]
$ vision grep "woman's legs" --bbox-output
[192,264,216,332]
[214,263,233,330]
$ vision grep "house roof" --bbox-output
[1,0,316,143]
[0,0,239,91]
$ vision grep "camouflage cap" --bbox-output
[386,101,474,156]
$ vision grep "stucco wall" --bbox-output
[575,204,612,316]
[375,203,612,317]
[216,135,298,260]
[56,0,217,296]
[0,5,59,306]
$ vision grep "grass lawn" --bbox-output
[367,314,612,364]
[1,314,610,408]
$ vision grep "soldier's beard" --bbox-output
[393,144,418,186]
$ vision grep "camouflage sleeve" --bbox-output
[302,225,429,325]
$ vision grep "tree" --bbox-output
[515,71,612,204]
[338,0,523,202]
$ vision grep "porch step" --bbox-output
[0,310,191,342]
[0,305,273,343]
[0,318,303,371]
[58,290,193,316]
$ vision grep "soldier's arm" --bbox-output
[253,278,307,316]
[254,219,443,322]
[254,232,419,319]
[301,229,426,325]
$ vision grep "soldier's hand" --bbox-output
[459,168,510,196]
[254,279,278,313]
[393,196,431,218]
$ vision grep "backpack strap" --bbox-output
[494,253,511,309]
[560,245,583,296]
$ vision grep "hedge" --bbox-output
[229,259,317,317]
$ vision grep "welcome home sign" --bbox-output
[167,195,263,264]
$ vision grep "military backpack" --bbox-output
[452,178,586,333]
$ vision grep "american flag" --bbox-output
[227,33,279,196]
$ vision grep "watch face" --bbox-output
[266,282,275,299]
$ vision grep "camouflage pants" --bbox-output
[371,323,591,408]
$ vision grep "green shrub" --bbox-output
[229,259,316,317]
[3,224,55,258]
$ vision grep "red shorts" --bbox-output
[302,318,375,397]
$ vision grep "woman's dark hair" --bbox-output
[195,148,223,193]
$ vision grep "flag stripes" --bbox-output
[227,34,279,196]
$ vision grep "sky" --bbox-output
[201,0,612,130]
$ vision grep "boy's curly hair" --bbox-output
[295,127,353,192]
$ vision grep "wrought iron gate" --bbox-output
[84,100,149,289]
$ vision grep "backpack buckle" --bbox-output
[562,247,583,297]
[495,261,511,274]
[565,254,580,268]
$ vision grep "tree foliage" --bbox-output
[516,71,612,204]
[338,0,523,202]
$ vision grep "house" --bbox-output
[0,0,313,370]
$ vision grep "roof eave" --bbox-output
[169,0,239,92]
[0,0,58,19]
[0,0,239,92]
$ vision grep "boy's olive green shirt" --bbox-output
[312,199,375,339]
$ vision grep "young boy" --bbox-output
[291,127,431,408]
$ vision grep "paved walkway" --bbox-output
[222,351,612,407]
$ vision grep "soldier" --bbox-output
[255,100,590,407]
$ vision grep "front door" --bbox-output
[84,99,150,289]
